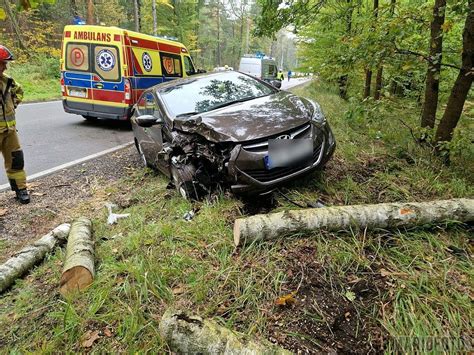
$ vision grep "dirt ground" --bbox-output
[0,145,141,263]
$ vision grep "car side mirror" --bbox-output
[269,80,282,89]
[136,114,163,127]
[197,68,207,74]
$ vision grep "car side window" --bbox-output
[184,56,196,76]
[137,91,160,117]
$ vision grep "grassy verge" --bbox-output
[0,80,472,352]
[7,57,61,102]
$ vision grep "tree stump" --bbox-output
[159,308,291,354]
[59,217,94,296]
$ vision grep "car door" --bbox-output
[135,91,165,170]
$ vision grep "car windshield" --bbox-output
[157,72,276,117]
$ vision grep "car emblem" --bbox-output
[276,134,291,139]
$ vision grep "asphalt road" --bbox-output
[0,101,133,186]
[0,77,312,187]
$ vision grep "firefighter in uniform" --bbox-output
[0,45,30,204]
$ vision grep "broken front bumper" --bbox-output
[227,123,336,195]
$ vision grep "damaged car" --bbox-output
[131,71,335,200]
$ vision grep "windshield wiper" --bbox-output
[175,111,199,118]
[208,96,259,111]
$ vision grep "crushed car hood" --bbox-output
[173,91,312,143]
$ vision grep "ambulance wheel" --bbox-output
[82,115,98,121]
[170,164,200,201]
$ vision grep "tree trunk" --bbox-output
[70,0,78,15]
[59,217,94,296]
[134,0,141,32]
[159,308,291,354]
[233,199,474,246]
[421,0,447,129]
[338,75,348,99]
[217,2,221,66]
[434,0,474,146]
[364,69,372,98]
[374,66,383,100]
[0,224,71,293]
[86,0,94,25]
[2,0,26,50]
[152,0,157,36]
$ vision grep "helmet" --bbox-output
[0,45,14,61]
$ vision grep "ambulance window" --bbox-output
[184,56,196,76]
[137,92,159,116]
[93,45,120,82]
[66,44,90,72]
[160,53,182,78]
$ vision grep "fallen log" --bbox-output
[59,217,94,296]
[234,198,474,246]
[0,223,71,293]
[159,308,291,354]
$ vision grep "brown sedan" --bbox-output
[131,71,335,199]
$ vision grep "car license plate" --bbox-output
[68,87,87,98]
[265,138,313,170]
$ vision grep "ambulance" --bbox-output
[60,25,197,120]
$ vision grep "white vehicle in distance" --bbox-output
[238,55,281,88]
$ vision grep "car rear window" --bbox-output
[158,72,276,117]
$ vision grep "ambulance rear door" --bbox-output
[90,43,124,109]
[64,41,93,111]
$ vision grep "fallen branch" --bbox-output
[59,217,94,296]
[0,224,71,293]
[234,198,474,246]
[159,309,291,354]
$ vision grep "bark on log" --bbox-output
[159,309,291,354]
[0,224,71,293]
[234,198,474,246]
[59,217,94,296]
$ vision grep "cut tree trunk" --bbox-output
[234,199,474,246]
[420,0,446,129]
[434,0,474,146]
[159,308,291,354]
[59,217,94,296]
[0,224,71,293]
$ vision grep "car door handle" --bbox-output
[94,83,104,89]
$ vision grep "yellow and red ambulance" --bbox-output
[60,25,197,120]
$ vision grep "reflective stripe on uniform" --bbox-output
[0,115,16,129]
[7,170,26,180]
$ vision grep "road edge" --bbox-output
[0,142,133,192]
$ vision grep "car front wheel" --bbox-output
[170,164,200,200]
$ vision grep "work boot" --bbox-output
[15,189,30,204]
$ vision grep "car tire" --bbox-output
[170,164,200,201]
[82,115,98,121]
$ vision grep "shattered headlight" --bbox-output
[308,99,326,125]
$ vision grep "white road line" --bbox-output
[0,142,133,192]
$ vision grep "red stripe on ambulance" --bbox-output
[158,43,181,54]
[92,89,124,103]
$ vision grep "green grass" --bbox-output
[0,79,472,352]
[7,57,61,102]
